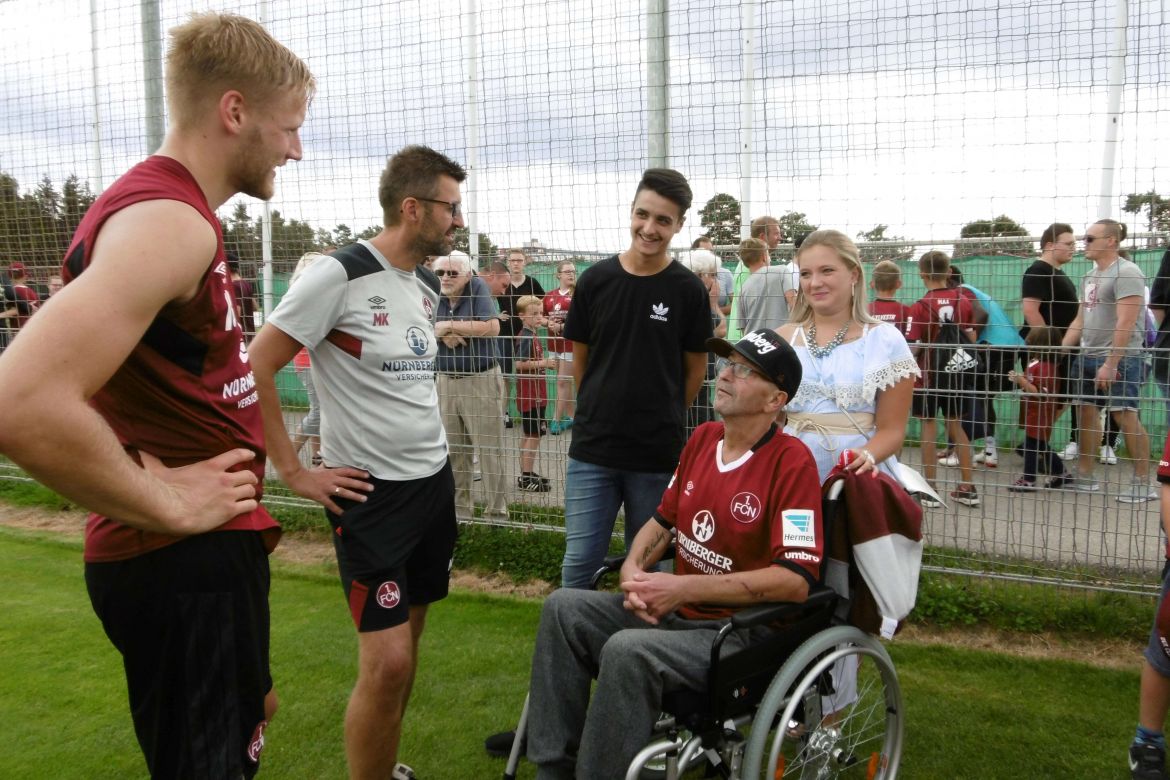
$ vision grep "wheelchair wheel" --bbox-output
[741,626,903,779]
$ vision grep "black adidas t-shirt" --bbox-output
[564,255,712,472]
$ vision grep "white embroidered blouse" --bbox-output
[783,322,920,481]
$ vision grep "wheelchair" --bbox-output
[501,480,906,780]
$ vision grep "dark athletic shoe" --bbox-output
[950,484,980,507]
[1130,742,1168,780]
[485,729,518,758]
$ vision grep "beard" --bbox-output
[228,125,277,201]
[408,209,453,259]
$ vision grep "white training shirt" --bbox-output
[267,240,447,481]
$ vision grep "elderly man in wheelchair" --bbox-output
[514,330,909,780]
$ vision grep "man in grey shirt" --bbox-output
[1061,219,1154,502]
[736,237,793,333]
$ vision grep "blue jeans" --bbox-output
[561,458,673,588]
[1072,353,1145,411]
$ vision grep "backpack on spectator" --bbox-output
[929,316,981,395]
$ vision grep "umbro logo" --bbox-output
[368,295,386,311]
[650,302,669,322]
[214,261,228,278]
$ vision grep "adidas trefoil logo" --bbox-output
[650,302,669,322]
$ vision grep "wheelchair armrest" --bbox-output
[727,586,838,630]
[588,555,628,590]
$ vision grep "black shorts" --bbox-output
[912,389,963,419]
[520,404,547,436]
[327,461,457,632]
[85,531,273,779]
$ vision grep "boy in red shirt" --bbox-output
[515,295,556,491]
[868,260,911,337]
[907,251,981,506]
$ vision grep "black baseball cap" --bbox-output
[706,329,802,399]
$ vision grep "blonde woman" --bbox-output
[775,230,919,483]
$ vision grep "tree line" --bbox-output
[0,171,505,280]
[697,193,1170,261]
[2,171,1166,281]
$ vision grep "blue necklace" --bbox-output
[806,320,852,358]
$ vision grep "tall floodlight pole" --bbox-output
[463,0,481,267]
[89,0,105,194]
[259,0,274,323]
[140,0,165,154]
[739,0,756,239]
[647,0,669,168]
[1097,0,1128,219]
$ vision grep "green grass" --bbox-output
[0,527,1148,779]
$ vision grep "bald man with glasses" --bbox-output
[1061,219,1156,502]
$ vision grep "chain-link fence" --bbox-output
[2,0,1169,595]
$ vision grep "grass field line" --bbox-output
[0,500,1147,671]
[0,526,1150,779]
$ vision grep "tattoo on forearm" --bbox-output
[638,528,669,567]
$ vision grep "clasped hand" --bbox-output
[620,571,685,625]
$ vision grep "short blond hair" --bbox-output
[739,237,768,265]
[516,295,542,314]
[166,13,315,130]
[750,216,779,240]
[870,260,902,293]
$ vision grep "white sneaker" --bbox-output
[974,450,998,468]
[938,453,959,467]
[1061,442,1079,461]
[1098,445,1118,465]
[1117,481,1157,504]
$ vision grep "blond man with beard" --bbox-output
[0,13,313,776]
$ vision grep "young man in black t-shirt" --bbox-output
[559,168,712,588]
[1021,222,1081,459]
[1021,222,1079,339]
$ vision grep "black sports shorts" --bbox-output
[327,460,457,632]
[912,387,962,419]
[520,404,547,437]
[85,530,273,779]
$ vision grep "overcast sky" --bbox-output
[2,0,1168,255]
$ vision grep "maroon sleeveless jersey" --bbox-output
[62,156,278,562]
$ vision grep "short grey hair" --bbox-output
[437,250,471,274]
[679,248,718,276]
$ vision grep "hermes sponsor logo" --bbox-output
[781,509,817,548]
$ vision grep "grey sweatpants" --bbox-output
[526,588,771,780]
